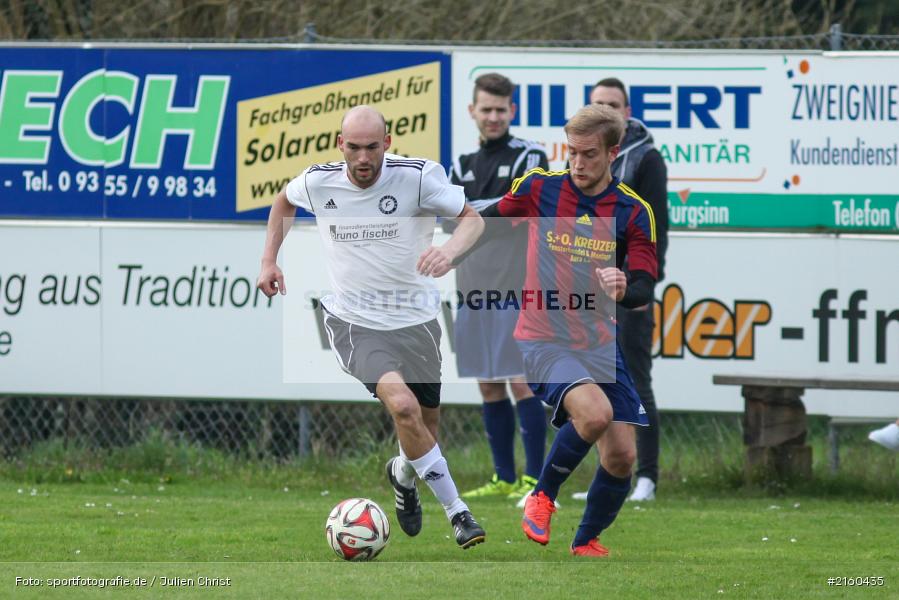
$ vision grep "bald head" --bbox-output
[340,105,387,137]
[338,106,391,188]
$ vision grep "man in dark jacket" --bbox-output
[450,73,549,501]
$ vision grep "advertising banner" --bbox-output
[0,46,449,221]
[5,44,899,233]
[1,223,896,417]
[652,232,899,417]
[452,50,899,232]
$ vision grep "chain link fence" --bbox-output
[3,28,897,482]
[298,23,899,51]
[1,395,744,464]
[3,395,894,486]
[0,396,440,460]
[11,24,899,51]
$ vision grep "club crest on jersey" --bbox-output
[498,165,511,178]
[379,195,398,214]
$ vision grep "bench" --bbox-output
[712,375,899,480]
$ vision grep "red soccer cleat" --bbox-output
[570,539,610,557]
[521,490,556,545]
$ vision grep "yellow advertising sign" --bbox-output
[236,62,441,212]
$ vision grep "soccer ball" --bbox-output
[325,498,390,561]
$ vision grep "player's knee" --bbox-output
[604,446,636,474]
[578,409,612,440]
[386,392,422,425]
[509,382,533,401]
[478,381,506,401]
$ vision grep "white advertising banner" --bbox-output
[452,49,899,232]
[0,222,476,404]
[0,222,896,417]
[653,232,899,417]
[0,225,102,394]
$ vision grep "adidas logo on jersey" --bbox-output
[324,199,338,209]
[576,214,592,225]
[460,170,476,182]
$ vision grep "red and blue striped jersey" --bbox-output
[496,168,658,349]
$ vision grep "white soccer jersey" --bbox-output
[285,153,465,330]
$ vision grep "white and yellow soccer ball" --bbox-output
[325,498,390,561]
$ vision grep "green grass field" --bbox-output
[2,459,897,600]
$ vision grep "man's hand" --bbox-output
[257,262,286,297]
[417,246,454,277]
[596,267,626,302]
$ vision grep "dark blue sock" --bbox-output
[573,466,632,547]
[483,398,516,483]
[515,396,547,478]
[534,422,592,501]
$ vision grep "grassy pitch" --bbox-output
[2,475,896,599]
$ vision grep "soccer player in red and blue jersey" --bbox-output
[479,103,657,557]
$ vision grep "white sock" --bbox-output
[394,445,417,488]
[408,444,468,520]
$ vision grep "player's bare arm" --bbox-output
[257,189,297,297]
[417,204,484,277]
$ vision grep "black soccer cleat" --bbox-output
[451,510,486,549]
[386,457,423,537]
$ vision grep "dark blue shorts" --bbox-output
[517,340,648,429]
[454,306,525,380]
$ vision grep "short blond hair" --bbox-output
[564,104,625,150]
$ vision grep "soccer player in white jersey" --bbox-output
[256,106,487,549]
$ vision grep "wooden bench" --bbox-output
[712,375,899,481]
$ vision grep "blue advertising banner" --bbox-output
[0,45,450,221]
